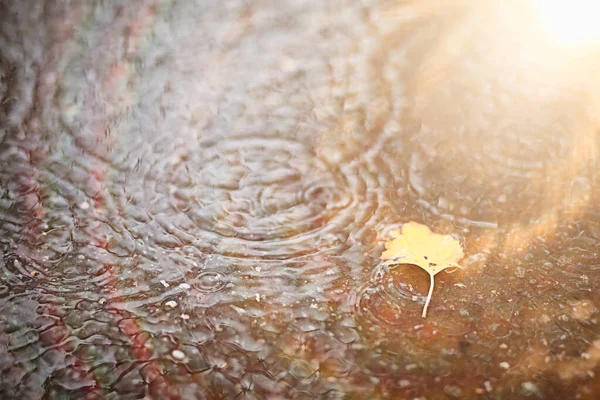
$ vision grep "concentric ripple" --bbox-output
[356,261,477,341]
[192,270,229,293]
[405,129,564,228]
[117,133,372,260]
[170,136,351,241]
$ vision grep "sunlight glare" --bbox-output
[534,0,600,46]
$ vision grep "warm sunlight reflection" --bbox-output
[534,0,600,46]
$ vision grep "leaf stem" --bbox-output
[422,273,435,318]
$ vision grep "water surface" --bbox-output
[1,0,600,398]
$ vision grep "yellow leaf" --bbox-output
[380,222,464,318]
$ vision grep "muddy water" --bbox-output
[1,0,600,399]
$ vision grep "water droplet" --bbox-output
[192,271,228,293]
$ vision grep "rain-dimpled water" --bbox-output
[1,0,600,399]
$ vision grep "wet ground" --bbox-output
[2,0,600,398]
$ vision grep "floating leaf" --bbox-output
[380,222,464,318]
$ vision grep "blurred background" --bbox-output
[1,0,600,398]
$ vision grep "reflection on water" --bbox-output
[1,0,600,398]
